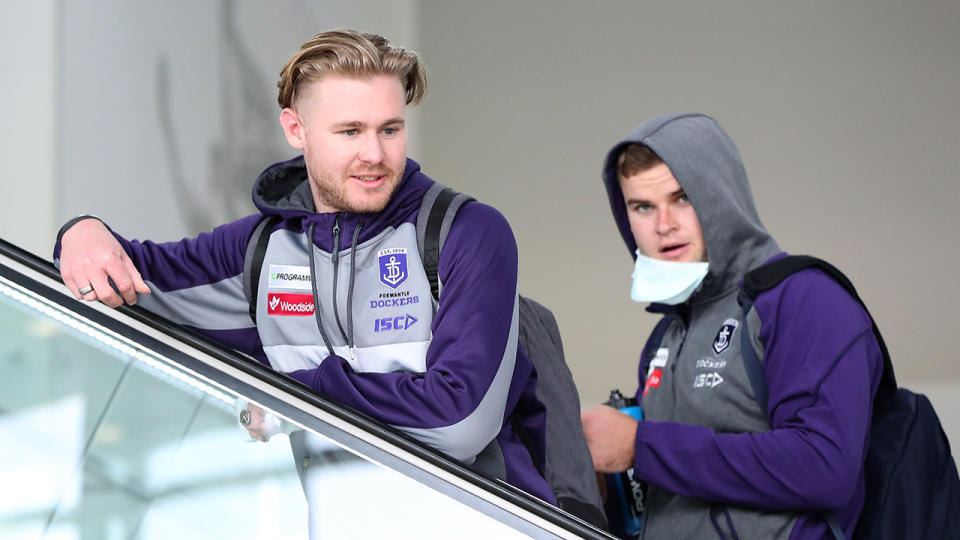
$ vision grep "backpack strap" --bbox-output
[416,183,475,301]
[740,255,896,397]
[243,215,282,324]
[644,315,675,365]
[641,315,675,382]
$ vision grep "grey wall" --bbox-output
[415,0,960,415]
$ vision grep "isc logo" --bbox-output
[374,314,418,332]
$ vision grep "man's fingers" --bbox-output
[63,267,96,300]
[104,251,140,305]
[243,406,273,442]
[124,256,151,295]
[62,275,81,299]
[89,269,123,308]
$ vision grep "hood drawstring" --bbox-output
[307,222,335,357]
[346,220,364,362]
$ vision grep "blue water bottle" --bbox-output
[604,389,644,537]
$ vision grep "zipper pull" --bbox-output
[349,346,356,363]
[331,216,341,263]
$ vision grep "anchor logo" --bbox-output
[378,248,408,289]
[713,318,739,355]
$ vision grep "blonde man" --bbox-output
[55,30,555,507]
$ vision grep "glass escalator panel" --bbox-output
[0,245,604,540]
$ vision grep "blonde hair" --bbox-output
[277,29,427,109]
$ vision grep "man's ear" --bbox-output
[279,108,306,150]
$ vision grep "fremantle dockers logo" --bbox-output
[377,247,408,289]
[713,318,739,355]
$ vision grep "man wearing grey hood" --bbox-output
[581,113,882,539]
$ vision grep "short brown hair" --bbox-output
[277,29,427,109]
[617,144,664,179]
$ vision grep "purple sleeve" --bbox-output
[53,215,266,360]
[291,203,520,460]
[632,270,883,510]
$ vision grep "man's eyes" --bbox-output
[340,127,400,136]
[630,198,688,213]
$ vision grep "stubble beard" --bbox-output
[309,161,406,214]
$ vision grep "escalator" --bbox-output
[0,239,611,539]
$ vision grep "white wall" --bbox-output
[1,1,418,253]
[56,0,419,242]
[0,1,58,256]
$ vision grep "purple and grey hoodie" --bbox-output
[601,114,882,539]
[54,156,554,503]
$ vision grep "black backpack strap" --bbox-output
[243,215,281,324]
[416,184,475,302]
[641,315,675,382]
[742,255,896,396]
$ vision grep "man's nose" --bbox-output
[656,206,676,234]
[358,133,385,164]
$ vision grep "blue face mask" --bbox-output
[630,251,709,305]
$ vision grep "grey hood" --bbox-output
[601,113,780,303]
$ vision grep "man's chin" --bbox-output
[345,185,397,214]
[349,199,391,214]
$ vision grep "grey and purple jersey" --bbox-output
[54,157,554,503]
[602,114,882,539]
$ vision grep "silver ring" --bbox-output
[77,285,94,296]
[239,409,251,427]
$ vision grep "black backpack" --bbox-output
[242,184,607,530]
[736,255,960,539]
